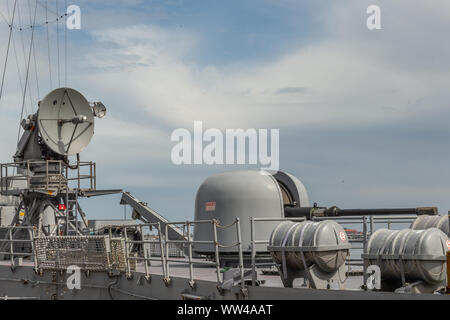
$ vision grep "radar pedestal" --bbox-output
[0,88,119,240]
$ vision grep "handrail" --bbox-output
[0,213,419,291]
[1,160,96,194]
[0,226,35,268]
[163,219,244,288]
[118,219,246,290]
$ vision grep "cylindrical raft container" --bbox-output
[411,215,450,237]
[269,220,351,273]
[363,228,450,285]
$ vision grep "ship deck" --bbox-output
[1,259,449,300]
[0,258,364,290]
[133,258,365,290]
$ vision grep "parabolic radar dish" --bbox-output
[38,88,95,156]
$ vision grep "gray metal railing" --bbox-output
[67,161,97,191]
[164,219,244,289]
[0,214,419,291]
[0,226,36,268]
[119,223,165,279]
[0,160,96,194]
[0,220,246,289]
[119,219,246,290]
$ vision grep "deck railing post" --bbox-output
[164,223,171,283]
[212,220,221,284]
[370,215,374,236]
[236,218,245,291]
[250,217,256,286]
[187,222,194,287]
[157,223,167,280]
[123,227,131,277]
[362,216,368,286]
[141,225,150,280]
[9,228,14,267]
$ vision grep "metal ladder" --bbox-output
[65,188,80,235]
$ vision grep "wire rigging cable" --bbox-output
[7,0,28,115]
[0,0,68,31]
[0,0,18,105]
[64,0,67,88]
[28,0,40,102]
[17,1,34,114]
[1,0,72,117]
[45,0,52,89]
[56,0,60,88]
[17,0,38,143]
[11,15,32,116]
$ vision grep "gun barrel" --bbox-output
[336,207,437,216]
[284,206,438,219]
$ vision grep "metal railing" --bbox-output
[164,219,244,289]
[0,226,36,268]
[118,219,245,290]
[0,160,96,194]
[120,223,166,280]
[0,220,246,290]
[67,161,96,190]
[0,214,419,291]
[1,160,65,193]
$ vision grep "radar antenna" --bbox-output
[38,88,94,156]
[1,87,119,241]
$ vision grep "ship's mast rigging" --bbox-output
[0,0,70,134]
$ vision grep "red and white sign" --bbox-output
[339,231,346,241]
[446,240,450,251]
[205,202,216,212]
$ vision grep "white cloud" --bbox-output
[2,0,450,211]
[75,1,450,133]
[82,116,170,165]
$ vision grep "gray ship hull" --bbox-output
[0,265,448,300]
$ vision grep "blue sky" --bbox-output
[1,0,450,221]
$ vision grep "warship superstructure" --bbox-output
[0,1,449,301]
[0,88,449,300]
